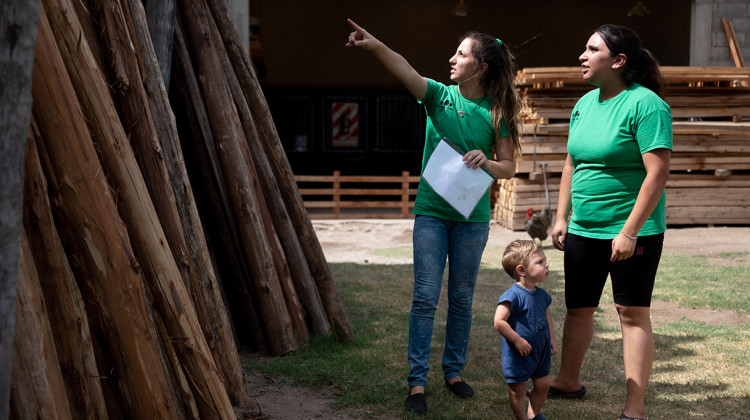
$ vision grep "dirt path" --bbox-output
[242,221,750,420]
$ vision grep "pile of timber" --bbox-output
[518,66,750,123]
[15,0,352,418]
[494,67,750,231]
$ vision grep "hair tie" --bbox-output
[496,38,503,47]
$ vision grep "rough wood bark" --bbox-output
[206,7,329,337]
[204,0,354,342]
[41,0,236,416]
[125,0,249,403]
[10,232,72,420]
[22,132,109,419]
[176,0,296,356]
[0,2,42,415]
[204,8,310,343]
[32,9,178,418]
[171,22,269,353]
[141,0,175,86]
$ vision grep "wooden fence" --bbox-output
[296,171,420,218]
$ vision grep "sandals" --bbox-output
[618,413,644,420]
[526,385,587,399]
[547,385,587,399]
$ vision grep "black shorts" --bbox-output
[563,232,664,308]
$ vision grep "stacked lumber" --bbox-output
[519,66,750,123]
[14,0,352,418]
[495,67,750,231]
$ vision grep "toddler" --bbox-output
[494,240,557,420]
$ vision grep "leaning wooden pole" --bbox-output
[41,0,235,416]
[124,0,249,404]
[203,8,310,343]
[142,0,175,86]
[22,132,109,419]
[177,0,297,356]
[170,22,269,353]
[11,232,72,420]
[205,0,354,342]
[205,6,329,338]
[32,10,178,417]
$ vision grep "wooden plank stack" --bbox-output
[494,66,750,231]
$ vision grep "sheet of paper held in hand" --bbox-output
[422,138,495,220]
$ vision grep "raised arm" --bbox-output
[346,19,427,100]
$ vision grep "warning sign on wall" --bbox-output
[331,102,359,147]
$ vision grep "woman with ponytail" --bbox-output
[547,24,672,420]
[346,20,520,414]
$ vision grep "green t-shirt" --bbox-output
[567,83,672,239]
[413,78,508,222]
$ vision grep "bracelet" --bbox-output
[620,231,638,240]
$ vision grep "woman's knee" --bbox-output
[615,304,651,326]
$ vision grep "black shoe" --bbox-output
[546,385,587,399]
[405,392,427,413]
[445,379,474,398]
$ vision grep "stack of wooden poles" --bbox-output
[15,0,353,418]
[494,66,750,230]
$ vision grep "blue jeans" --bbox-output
[407,215,489,388]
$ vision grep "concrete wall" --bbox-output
[691,0,750,66]
[230,0,249,53]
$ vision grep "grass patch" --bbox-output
[244,245,750,419]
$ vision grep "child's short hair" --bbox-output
[502,240,543,281]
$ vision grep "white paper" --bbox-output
[422,139,495,219]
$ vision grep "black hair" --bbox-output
[595,24,665,97]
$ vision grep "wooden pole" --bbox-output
[141,0,175,86]
[32,9,179,417]
[204,6,323,340]
[39,1,236,416]
[204,0,354,342]
[171,21,269,353]
[10,232,72,420]
[176,0,297,356]
[22,131,109,419]
[124,0,249,404]
[0,2,42,416]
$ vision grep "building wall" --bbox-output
[691,0,750,66]
[250,0,692,88]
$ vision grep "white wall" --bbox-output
[691,0,750,66]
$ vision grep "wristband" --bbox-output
[620,231,638,240]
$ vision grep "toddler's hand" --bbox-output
[551,340,558,356]
[513,338,531,357]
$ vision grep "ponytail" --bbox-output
[463,32,522,159]
[595,24,665,97]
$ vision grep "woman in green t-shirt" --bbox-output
[548,25,672,420]
[346,19,521,414]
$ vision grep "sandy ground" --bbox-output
[241,220,750,420]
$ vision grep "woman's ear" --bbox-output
[478,62,489,75]
[612,53,627,70]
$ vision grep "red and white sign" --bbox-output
[331,102,359,147]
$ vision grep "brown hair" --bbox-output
[463,32,522,159]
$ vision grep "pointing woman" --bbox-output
[346,19,522,413]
